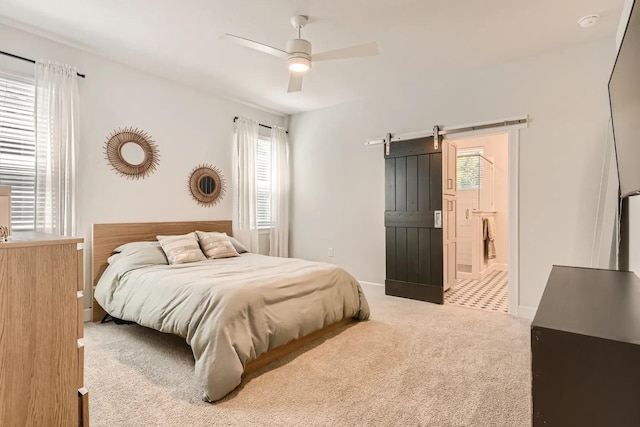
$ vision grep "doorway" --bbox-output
[444,132,510,314]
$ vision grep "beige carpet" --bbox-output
[84,284,532,426]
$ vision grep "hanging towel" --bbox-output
[484,216,497,260]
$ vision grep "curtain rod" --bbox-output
[0,50,86,78]
[233,116,288,134]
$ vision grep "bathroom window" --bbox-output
[457,148,484,190]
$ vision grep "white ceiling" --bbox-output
[0,0,625,115]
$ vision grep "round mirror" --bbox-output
[104,127,159,179]
[189,165,226,206]
[119,141,146,166]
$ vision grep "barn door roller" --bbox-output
[385,132,392,155]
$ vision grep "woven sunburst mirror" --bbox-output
[188,165,226,207]
[104,127,159,179]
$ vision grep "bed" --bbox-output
[91,221,370,402]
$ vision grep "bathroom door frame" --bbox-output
[443,127,521,317]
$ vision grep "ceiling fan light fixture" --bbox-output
[222,14,379,93]
[288,56,311,73]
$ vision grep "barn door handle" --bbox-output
[434,210,442,228]
[448,178,454,189]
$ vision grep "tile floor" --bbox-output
[444,270,508,313]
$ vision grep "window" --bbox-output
[256,137,271,228]
[0,73,36,231]
[456,148,483,190]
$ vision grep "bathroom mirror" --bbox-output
[189,165,226,206]
[104,127,159,179]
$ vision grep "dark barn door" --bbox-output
[384,136,443,303]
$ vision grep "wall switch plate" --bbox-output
[328,248,334,257]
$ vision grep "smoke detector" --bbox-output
[578,14,600,28]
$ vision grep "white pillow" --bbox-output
[195,231,240,259]
[227,235,248,254]
[200,231,248,254]
[156,232,206,265]
[108,241,168,265]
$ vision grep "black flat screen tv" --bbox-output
[609,0,640,198]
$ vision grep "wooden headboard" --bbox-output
[91,220,232,321]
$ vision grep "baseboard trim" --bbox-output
[492,263,508,271]
[386,279,444,304]
[518,305,537,320]
[458,263,509,280]
[84,308,92,323]
[479,263,509,280]
[358,280,384,287]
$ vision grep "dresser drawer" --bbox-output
[77,341,84,390]
[78,387,89,427]
[1,235,84,426]
[77,247,84,292]
[77,291,84,339]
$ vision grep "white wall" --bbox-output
[0,24,284,307]
[454,133,509,268]
[288,38,615,315]
[591,120,618,270]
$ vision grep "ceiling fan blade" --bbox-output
[221,34,289,59]
[312,41,379,62]
[287,73,303,93]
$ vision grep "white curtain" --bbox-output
[269,126,290,257]
[232,117,260,252]
[34,61,79,236]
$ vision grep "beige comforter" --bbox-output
[94,253,370,401]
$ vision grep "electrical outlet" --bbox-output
[328,248,334,257]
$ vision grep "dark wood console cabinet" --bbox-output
[531,266,640,426]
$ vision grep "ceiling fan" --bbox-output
[221,15,379,93]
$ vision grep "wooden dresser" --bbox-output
[0,232,89,426]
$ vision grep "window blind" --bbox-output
[0,73,36,231]
[256,137,272,228]
[456,149,483,190]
